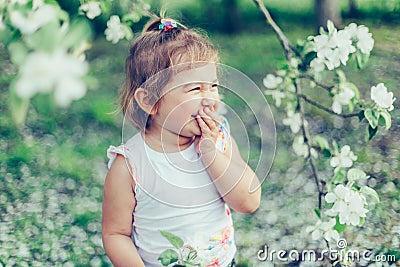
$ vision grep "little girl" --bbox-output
[102,17,261,267]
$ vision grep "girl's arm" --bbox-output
[196,109,261,214]
[102,155,145,267]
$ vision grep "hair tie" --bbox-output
[158,19,177,32]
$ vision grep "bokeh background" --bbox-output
[1,0,399,266]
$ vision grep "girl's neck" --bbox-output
[143,126,195,153]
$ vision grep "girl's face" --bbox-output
[151,63,220,138]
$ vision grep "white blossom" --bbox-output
[313,34,335,61]
[310,148,318,159]
[292,135,309,158]
[263,74,283,89]
[10,4,58,34]
[306,218,339,242]
[332,84,355,114]
[345,23,374,54]
[32,0,44,9]
[330,145,357,168]
[336,30,356,65]
[312,28,356,71]
[80,1,101,20]
[282,110,302,133]
[310,57,325,72]
[15,50,88,107]
[306,220,323,240]
[10,0,28,5]
[310,22,375,72]
[392,225,400,234]
[54,77,87,107]
[371,83,395,111]
[325,185,369,226]
[264,90,285,107]
[104,15,125,44]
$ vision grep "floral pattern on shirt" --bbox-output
[215,119,229,153]
[159,222,234,266]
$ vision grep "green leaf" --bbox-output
[348,98,355,113]
[314,208,321,219]
[314,135,330,151]
[9,84,30,126]
[319,26,326,35]
[327,20,335,35]
[360,186,380,203]
[322,149,332,157]
[1,27,22,47]
[160,230,184,249]
[303,51,317,69]
[24,21,61,52]
[358,217,365,227]
[347,168,367,182]
[344,82,360,99]
[366,125,378,141]
[187,250,198,262]
[358,110,365,121]
[356,52,370,69]
[121,24,133,40]
[332,168,346,184]
[379,110,392,130]
[332,140,340,155]
[333,216,346,233]
[63,18,93,50]
[44,0,60,6]
[157,249,179,266]
[364,109,379,129]
[8,42,28,66]
[57,8,69,22]
[100,1,112,14]
[122,12,142,24]
[336,70,346,83]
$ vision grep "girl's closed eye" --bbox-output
[211,84,219,90]
[188,86,201,92]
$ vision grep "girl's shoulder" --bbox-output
[106,133,143,169]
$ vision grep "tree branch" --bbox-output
[299,74,335,93]
[298,94,360,118]
[253,0,294,61]
[254,0,327,209]
[295,81,324,210]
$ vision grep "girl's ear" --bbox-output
[134,88,158,115]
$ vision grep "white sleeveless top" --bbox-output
[107,119,236,266]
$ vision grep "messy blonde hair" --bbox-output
[119,16,219,130]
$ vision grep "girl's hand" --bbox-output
[195,106,221,158]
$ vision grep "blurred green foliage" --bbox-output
[1,1,400,265]
[54,0,400,35]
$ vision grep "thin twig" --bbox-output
[299,74,335,93]
[298,94,360,118]
[254,0,324,209]
[253,0,294,61]
[295,81,324,210]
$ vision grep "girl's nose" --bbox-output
[201,98,215,107]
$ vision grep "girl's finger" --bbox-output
[196,115,210,133]
[203,107,221,124]
[199,109,218,130]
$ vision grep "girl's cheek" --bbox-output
[213,102,219,112]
